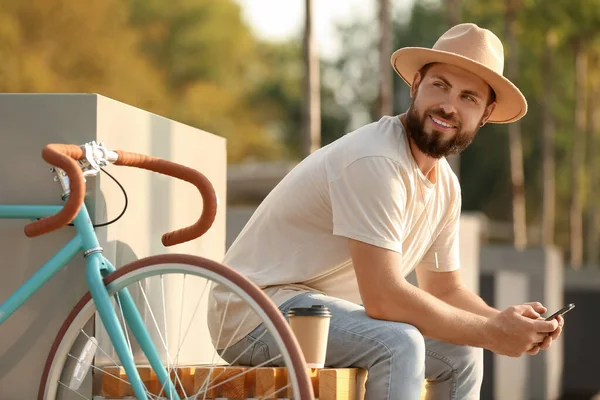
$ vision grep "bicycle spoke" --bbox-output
[161,274,168,353]
[171,278,210,364]
[198,327,270,396]
[197,292,232,400]
[137,279,188,399]
[78,329,159,399]
[99,296,151,397]
[259,382,292,400]
[211,291,231,364]
[79,329,121,370]
[202,353,284,394]
[159,274,172,399]
[67,353,130,385]
[141,279,175,400]
[44,260,311,400]
[56,381,91,400]
[64,353,158,400]
[168,274,187,400]
[216,308,251,361]
[171,273,188,399]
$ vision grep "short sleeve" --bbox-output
[329,157,407,253]
[417,194,461,272]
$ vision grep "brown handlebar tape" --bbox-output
[114,150,218,246]
[24,144,86,238]
[24,145,217,246]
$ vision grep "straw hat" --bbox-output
[391,23,527,124]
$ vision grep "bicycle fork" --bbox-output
[86,254,181,400]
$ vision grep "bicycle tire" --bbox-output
[38,254,314,400]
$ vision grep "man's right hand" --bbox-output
[485,304,559,357]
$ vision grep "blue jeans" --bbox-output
[221,292,483,400]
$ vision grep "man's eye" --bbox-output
[464,95,475,102]
[433,82,445,89]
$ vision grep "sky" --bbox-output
[235,0,415,58]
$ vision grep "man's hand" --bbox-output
[485,304,559,357]
[551,315,565,340]
[515,301,565,356]
[526,314,565,355]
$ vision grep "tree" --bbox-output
[0,0,170,114]
[570,39,587,268]
[245,40,351,160]
[586,50,600,265]
[505,0,528,250]
[558,0,600,268]
[519,0,564,249]
[127,0,286,163]
[302,0,321,157]
[541,30,558,246]
[377,0,393,117]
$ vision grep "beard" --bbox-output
[405,102,481,159]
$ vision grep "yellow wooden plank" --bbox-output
[194,366,225,398]
[101,365,370,399]
[101,366,129,397]
[255,367,290,398]
[178,366,196,397]
[319,368,359,400]
[287,367,320,399]
[215,366,252,398]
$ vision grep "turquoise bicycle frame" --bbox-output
[0,203,181,400]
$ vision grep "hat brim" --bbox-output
[391,47,527,124]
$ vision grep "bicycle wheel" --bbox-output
[38,254,314,400]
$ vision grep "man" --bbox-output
[208,23,563,399]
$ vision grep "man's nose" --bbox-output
[438,101,458,117]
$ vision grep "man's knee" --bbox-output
[461,345,484,377]
[380,323,426,374]
[423,341,484,394]
[443,344,484,381]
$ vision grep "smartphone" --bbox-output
[545,303,575,321]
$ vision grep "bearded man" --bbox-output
[209,23,563,400]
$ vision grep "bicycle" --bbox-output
[0,141,314,399]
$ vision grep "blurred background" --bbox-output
[4,0,600,261]
[1,0,599,398]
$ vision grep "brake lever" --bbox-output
[78,141,116,178]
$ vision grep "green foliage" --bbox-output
[0,0,350,163]
[0,0,169,114]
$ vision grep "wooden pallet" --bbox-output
[99,365,368,399]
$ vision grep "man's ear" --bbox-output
[410,72,423,98]
[480,101,497,126]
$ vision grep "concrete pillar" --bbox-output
[493,270,530,400]
[562,269,600,397]
[480,245,564,400]
[458,212,485,294]
[0,94,226,399]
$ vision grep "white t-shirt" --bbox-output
[208,115,462,348]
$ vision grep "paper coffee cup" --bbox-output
[287,305,332,368]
